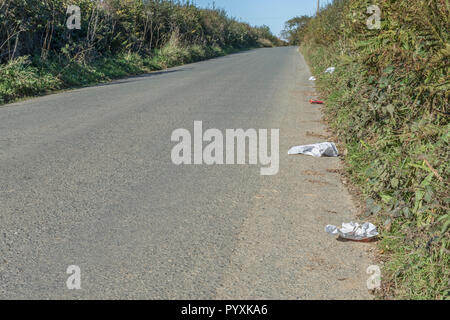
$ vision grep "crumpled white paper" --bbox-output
[309,76,316,81]
[325,67,336,74]
[288,142,339,157]
[325,222,379,241]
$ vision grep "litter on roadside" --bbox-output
[309,76,316,81]
[325,67,335,74]
[310,99,324,104]
[288,142,339,157]
[325,222,378,241]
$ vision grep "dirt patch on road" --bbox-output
[306,131,330,139]
[301,170,325,177]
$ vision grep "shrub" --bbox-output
[0,56,60,103]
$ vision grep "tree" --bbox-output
[281,15,311,45]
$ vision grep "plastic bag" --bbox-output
[288,142,339,157]
[325,222,378,241]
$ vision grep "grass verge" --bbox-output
[300,44,449,300]
[0,44,252,106]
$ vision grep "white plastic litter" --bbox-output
[309,76,316,81]
[325,67,336,74]
[288,142,339,157]
[325,222,379,241]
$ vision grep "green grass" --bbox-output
[0,56,61,105]
[380,224,449,299]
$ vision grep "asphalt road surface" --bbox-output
[0,47,373,299]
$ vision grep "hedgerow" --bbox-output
[287,0,449,299]
[0,0,281,104]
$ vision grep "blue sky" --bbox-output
[193,0,334,37]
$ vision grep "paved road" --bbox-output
[0,47,372,299]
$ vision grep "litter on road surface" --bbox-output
[288,142,339,157]
[309,76,316,81]
[325,222,379,241]
[325,67,335,74]
[310,99,324,104]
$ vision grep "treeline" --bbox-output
[0,0,281,104]
[286,0,449,299]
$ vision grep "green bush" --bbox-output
[0,56,61,103]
